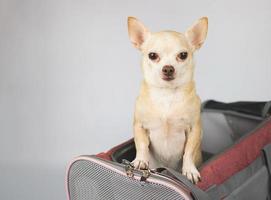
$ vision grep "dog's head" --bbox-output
[128,17,208,88]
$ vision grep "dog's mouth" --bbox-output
[162,75,175,81]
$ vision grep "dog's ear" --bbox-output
[127,17,150,49]
[185,17,208,51]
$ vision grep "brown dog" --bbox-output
[127,17,208,183]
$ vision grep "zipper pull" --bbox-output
[122,159,135,178]
[140,169,151,181]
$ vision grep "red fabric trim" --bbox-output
[96,138,134,161]
[96,152,112,160]
[197,119,271,190]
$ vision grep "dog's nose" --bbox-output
[162,65,175,76]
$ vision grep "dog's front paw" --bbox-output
[132,158,149,169]
[182,164,201,184]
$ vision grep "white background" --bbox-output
[0,0,271,199]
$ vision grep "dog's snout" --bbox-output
[162,65,175,76]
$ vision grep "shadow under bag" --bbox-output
[66,100,271,200]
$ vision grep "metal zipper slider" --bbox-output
[140,169,151,181]
[122,159,135,178]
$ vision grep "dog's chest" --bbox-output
[143,88,191,131]
[142,88,191,167]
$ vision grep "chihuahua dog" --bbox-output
[127,17,208,183]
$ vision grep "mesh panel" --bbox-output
[68,160,187,200]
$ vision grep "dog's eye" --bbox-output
[178,52,188,60]
[148,52,159,61]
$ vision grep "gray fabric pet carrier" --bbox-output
[66,100,271,200]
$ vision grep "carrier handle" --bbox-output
[155,167,212,200]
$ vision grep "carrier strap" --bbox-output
[263,143,271,175]
[262,101,271,118]
[262,143,271,198]
[156,168,211,200]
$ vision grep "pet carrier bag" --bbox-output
[66,100,271,200]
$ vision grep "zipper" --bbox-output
[121,159,191,194]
